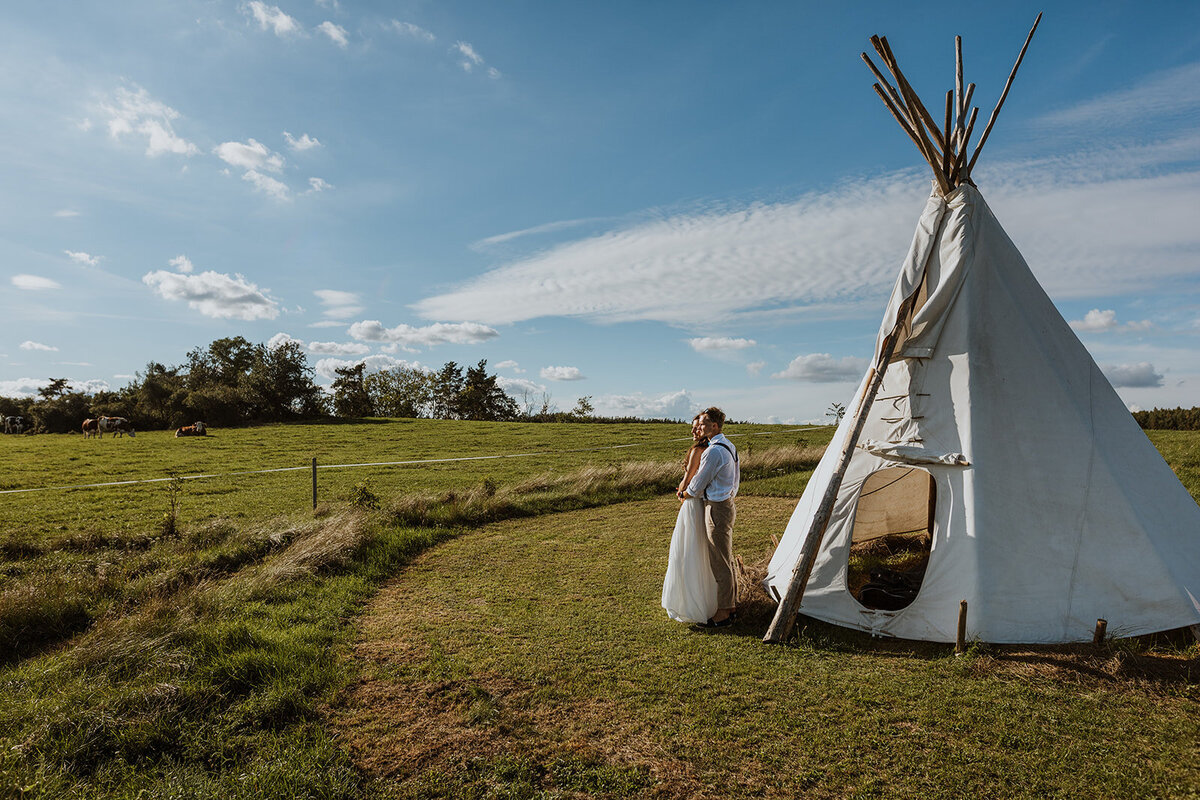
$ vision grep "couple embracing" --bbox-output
[661,406,740,628]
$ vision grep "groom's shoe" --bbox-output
[704,615,734,628]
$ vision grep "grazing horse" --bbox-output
[97,416,135,438]
[175,423,208,437]
[3,416,24,434]
[82,418,99,438]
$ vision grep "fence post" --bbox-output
[312,457,317,510]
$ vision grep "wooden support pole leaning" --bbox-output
[872,83,926,155]
[311,456,318,510]
[951,106,979,186]
[875,37,948,154]
[966,12,1043,175]
[942,90,952,179]
[872,37,952,194]
[861,52,909,125]
[1093,618,1108,645]
[764,296,917,644]
[955,600,969,655]
[954,36,964,140]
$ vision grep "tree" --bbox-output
[37,378,70,400]
[430,362,464,419]
[826,402,846,424]
[571,395,594,418]
[365,365,433,418]
[459,360,519,421]
[244,341,325,420]
[331,362,373,418]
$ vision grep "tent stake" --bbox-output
[955,600,968,655]
[764,297,916,645]
[1093,618,1107,645]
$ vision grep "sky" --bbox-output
[1,1,1198,423]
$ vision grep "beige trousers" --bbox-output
[704,498,737,609]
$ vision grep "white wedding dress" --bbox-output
[661,498,719,624]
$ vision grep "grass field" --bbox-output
[1,420,1197,799]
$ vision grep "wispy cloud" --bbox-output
[388,20,435,42]
[314,289,362,319]
[1069,308,1153,333]
[1040,61,1200,130]
[305,177,332,194]
[169,255,194,274]
[453,41,500,78]
[64,250,99,267]
[313,354,427,381]
[689,336,756,353]
[495,359,523,372]
[746,361,765,376]
[20,341,58,352]
[347,320,499,351]
[0,377,109,398]
[98,85,199,157]
[317,21,348,48]
[215,139,284,172]
[12,274,61,290]
[473,218,605,249]
[308,341,370,355]
[540,365,585,381]
[593,389,694,421]
[142,268,280,320]
[773,354,868,383]
[417,133,1200,329]
[242,169,290,201]
[283,131,321,151]
[1103,362,1164,388]
[243,1,302,37]
[54,209,80,218]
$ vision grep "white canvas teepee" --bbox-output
[763,20,1200,644]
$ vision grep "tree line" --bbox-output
[0,336,624,434]
[1132,407,1200,431]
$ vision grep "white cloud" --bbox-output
[268,332,303,350]
[416,137,1200,329]
[454,41,484,71]
[498,376,547,397]
[314,289,363,319]
[540,365,585,381]
[12,274,61,290]
[1040,61,1200,130]
[54,209,80,218]
[317,21,348,47]
[242,169,290,201]
[64,250,99,267]
[283,131,321,151]
[1069,308,1153,333]
[20,341,58,352]
[1103,362,1164,388]
[689,336,756,353]
[244,1,302,37]
[142,269,281,320]
[746,361,765,376]
[305,177,332,193]
[0,377,109,398]
[308,320,347,328]
[99,85,199,157]
[593,389,695,421]
[308,341,370,355]
[215,139,284,172]
[389,20,435,42]
[314,354,426,380]
[473,218,604,249]
[495,360,521,371]
[347,320,499,351]
[169,255,195,274]
[773,353,868,383]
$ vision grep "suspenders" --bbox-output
[704,441,738,500]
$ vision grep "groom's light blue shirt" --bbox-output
[686,433,740,501]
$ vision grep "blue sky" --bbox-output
[2,1,1198,422]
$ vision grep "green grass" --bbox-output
[338,494,1200,800]
[1,421,1197,799]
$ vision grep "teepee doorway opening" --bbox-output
[847,467,935,611]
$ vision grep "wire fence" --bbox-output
[0,426,823,497]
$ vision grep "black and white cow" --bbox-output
[97,416,135,438]
[3,416,24,434]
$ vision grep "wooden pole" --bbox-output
[875,37,948,153]
[873,37,951,194]
[955,600,968,655]
[764,297,917,644]
[966,12,1043,175]
[950,106,979,186]
[872,83,926,154]
[311,457,318,510]
[942,90,952,180]
[954,36,964,140]
[1093,618,1108,645]
[861,52,909,123]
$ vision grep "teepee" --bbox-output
[763,17,1200,644]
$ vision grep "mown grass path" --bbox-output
[334,495,1200,800]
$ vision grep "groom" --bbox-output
[678,406,740,627]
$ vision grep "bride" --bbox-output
[661,415,719,624]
